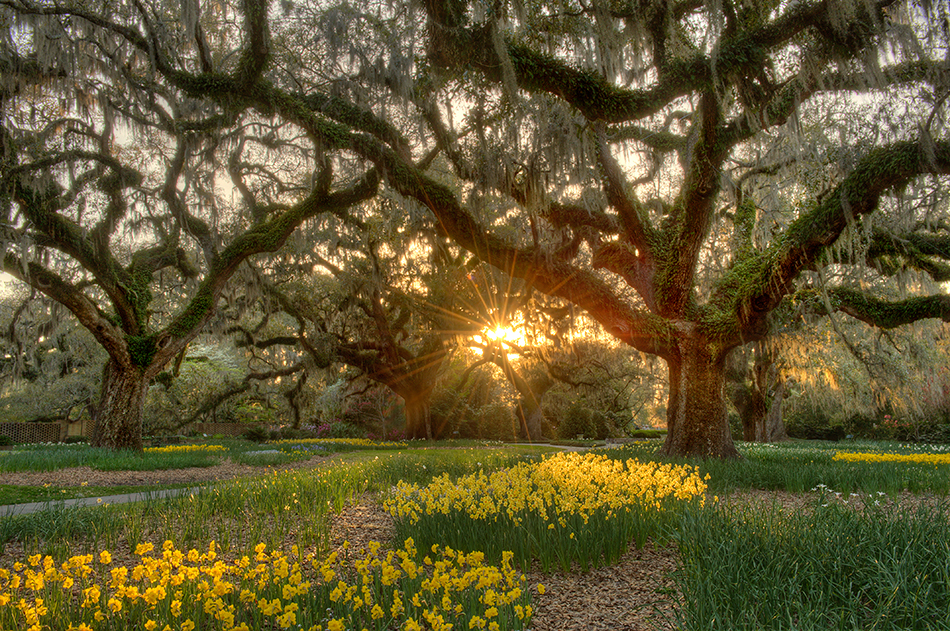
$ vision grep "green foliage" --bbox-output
[784,405,847,441]
[675,501,950,630]
[556,402,611,440]
[241,426,269,443]
[0,435,13,447]
[477,401,516,441]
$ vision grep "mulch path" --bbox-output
[329,496,680,631]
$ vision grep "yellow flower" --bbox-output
[145,620,158,631]
[81,585,101,608]
[99,551,112,564]
[537,584,546,594]
[327,619,345,631]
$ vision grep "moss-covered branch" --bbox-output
[704,140,950,342]
[865,229,950,281]
[738,140,950,329]
[816,287,950,329]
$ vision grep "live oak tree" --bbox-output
[0,0,378,449]
[400,0,950,457]
[241,221,463,440]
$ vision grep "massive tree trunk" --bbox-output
[403,391,433,440]
[91,359,149,451]
[762,379,789,443]
[517,397,545,442]
[660,336,741,459]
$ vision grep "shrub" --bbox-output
[63,435,88,444]
[557,403,611,440]
[241,426,269,443]
[919,423,950,444]
[785,405,846,441]
[430,388,477,438]
[0,434,13,446]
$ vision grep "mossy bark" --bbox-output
[660,336,741,459]
[91,359,148,451]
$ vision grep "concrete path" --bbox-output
[0,486,206,518]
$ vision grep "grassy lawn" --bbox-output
[0,437,948,630]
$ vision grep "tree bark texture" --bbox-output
[763,379,789,443]
[403,393,433,440]
[517,400,544,441]
[660,337,741,458]
[91,359,149,451]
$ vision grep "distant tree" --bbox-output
[0,292,104,423]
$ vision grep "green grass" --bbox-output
[674,499,950,630]
[4,438,950,630]
[600,438,950,494]
[0,444,227,472]
[0,446,551,557]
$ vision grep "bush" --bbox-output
[785,404,847,441]
[241,426,269,443]
[557,403,611,440]
[476,402,516,441]
[63,435,88,444]
[0,434,13,446]
[919,423,950,444]
[321,421,366,439]
[430,388,477,439]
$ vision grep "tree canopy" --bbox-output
[1,0,948,455]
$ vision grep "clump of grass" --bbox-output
[673,499,950,630]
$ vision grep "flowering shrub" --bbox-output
[385,451,708,571]
[0,538,535,631]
